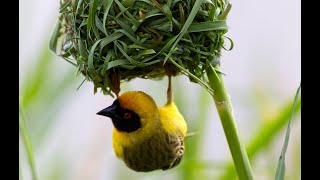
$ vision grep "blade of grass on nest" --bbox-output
[275,83,301,180]
[75,0,84,15]
[218,3,232,20]
[88,32,124,73]
[222,36,234,51]
[168,57,214,95]
[49,20,62,54]
[78,34,89,60]
[102,0,113,35]
[163,0,205,64]
[87,0,99,40]
[187,20,228,33]
[114,0,140,27]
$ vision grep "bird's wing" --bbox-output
[158,103,187,137]
[161,133,185,170]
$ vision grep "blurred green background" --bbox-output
[19,0,301,179]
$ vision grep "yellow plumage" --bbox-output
[112,92,187,159]
[97,74,188,172]
[110,91,187,171]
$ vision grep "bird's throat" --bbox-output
[111,116,141,133]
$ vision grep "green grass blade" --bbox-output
[275,83,301,180]
[187,20,227,33]
[78,36,89,60]
[164,0,204,63]
[99,32,124,50]
[49,20,61,54]
[75,0,84,15]
[87,0,98,40]
[220,95,301,180]
[114,0,140,27]
[19,104,38,180]
[102,0,113,35]
[107,59,130,69]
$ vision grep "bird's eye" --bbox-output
[123,112,132,119]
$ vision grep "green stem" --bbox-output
[206,64,254,180]
[220,96,301,180]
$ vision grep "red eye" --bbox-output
[124,112,131,119]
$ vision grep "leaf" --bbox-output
[87,0,98,39]
[75,0,84,15]
[152,21,173,32]
[88,39,103,75]
[49,20,62,54]
[114,0,140,27]
[78,35,89,59]
[187,20,227,33]
[102,0,113,35]
[99,32,124,51]
[164,0,205,63]
[107,59,130,69]
[138,49,156,56]
[275,83,301,180]
[122,0,136,7]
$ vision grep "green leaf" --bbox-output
[114,0,140,27]
[164,0,205,63]
[99,32,124,51]
[188,20,227,33]
[152,21,173,32]
[78,36,89,60]
[49,20,61,54]
[88,39,103,75]
[115,19,136,37]
[107,59,130,69]
[87,0,98,39]
[102,0,113,35]
[138,49,156,56]
[122,0,136,7]
[275,83,301,180]
[59,1,71,13]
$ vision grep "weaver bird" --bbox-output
[97,75,187,172]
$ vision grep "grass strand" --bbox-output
[274,82,301,180]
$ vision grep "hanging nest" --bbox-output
[49,0,232,97]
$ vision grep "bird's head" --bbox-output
[97,91,160,133]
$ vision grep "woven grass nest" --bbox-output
[50,0,232,97]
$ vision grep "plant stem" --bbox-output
[220,96,301,180]
[206,64,254,180]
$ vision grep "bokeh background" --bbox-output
[19,0,301,179]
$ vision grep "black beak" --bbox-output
[97,104,117,118]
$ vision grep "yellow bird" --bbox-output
[97,76,187,172]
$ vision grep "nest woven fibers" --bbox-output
[49,0,232,97]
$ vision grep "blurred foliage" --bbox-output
[19,40,81,180]
[20,41,80,148]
